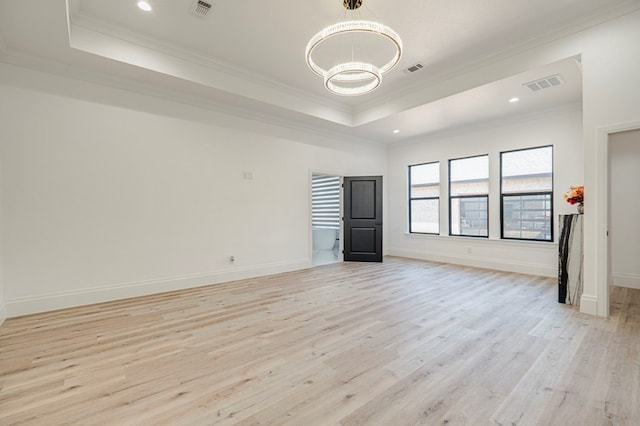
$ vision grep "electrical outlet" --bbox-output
[230,255,235,262]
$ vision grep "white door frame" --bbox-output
[594,120,640,316]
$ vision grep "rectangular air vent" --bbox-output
[524,74,564,92]
[191,0,213,17]
[407,63,424,73]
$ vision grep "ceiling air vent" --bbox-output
[523,74,564,92]
[406,63,424,73]
[191,0,213,18]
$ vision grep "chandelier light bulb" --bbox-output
[137,1,152,12]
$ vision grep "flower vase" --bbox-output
[577,203,584,214]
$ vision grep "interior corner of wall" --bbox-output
[0,302,6,326]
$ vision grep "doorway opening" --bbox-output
[596,121,640,317]
[311,174,341,266]
[608,128,640,294]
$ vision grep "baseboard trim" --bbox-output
[388,248,556,277]
[613,273,640,289]
[0,302,6,326]
[579,294,598,316]
[6,258,311,318]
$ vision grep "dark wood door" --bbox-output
[343,176,383,262]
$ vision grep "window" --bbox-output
[449,155,489,237]
[500,146,553,241]
[409,162,439,234]
[312,174,341,230]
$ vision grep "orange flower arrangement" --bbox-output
[563,185,584,205]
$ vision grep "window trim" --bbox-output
[408,161,440,235]
[448,154,489,238]
[499,145,554,242]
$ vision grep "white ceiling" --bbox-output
[1,0,638,143]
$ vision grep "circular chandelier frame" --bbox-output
[325,62,382,96]
[305,19,403,96]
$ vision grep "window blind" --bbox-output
[312,175,341,229]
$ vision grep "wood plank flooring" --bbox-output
[1,256,639,425]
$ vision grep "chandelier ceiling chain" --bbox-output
[305,0,403,96]
[343,0,363,10]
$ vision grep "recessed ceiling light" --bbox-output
[137,1,152,11]
[509,97,520,103]
[393,129,400,134]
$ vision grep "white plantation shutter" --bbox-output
[312,175,341,229]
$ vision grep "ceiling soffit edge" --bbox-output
[68,10,356,126]
[352,0,640,125]
[0,50,385,148]
[389,101,583,149]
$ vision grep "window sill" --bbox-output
[404,232,558,248]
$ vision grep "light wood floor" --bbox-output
[1,257,639,425]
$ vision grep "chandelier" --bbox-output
[305,0,403,96]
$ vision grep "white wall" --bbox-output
[387,105,583,277]
[0,64,387,317]
[2,10,640,321]
[609,129,640,289]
